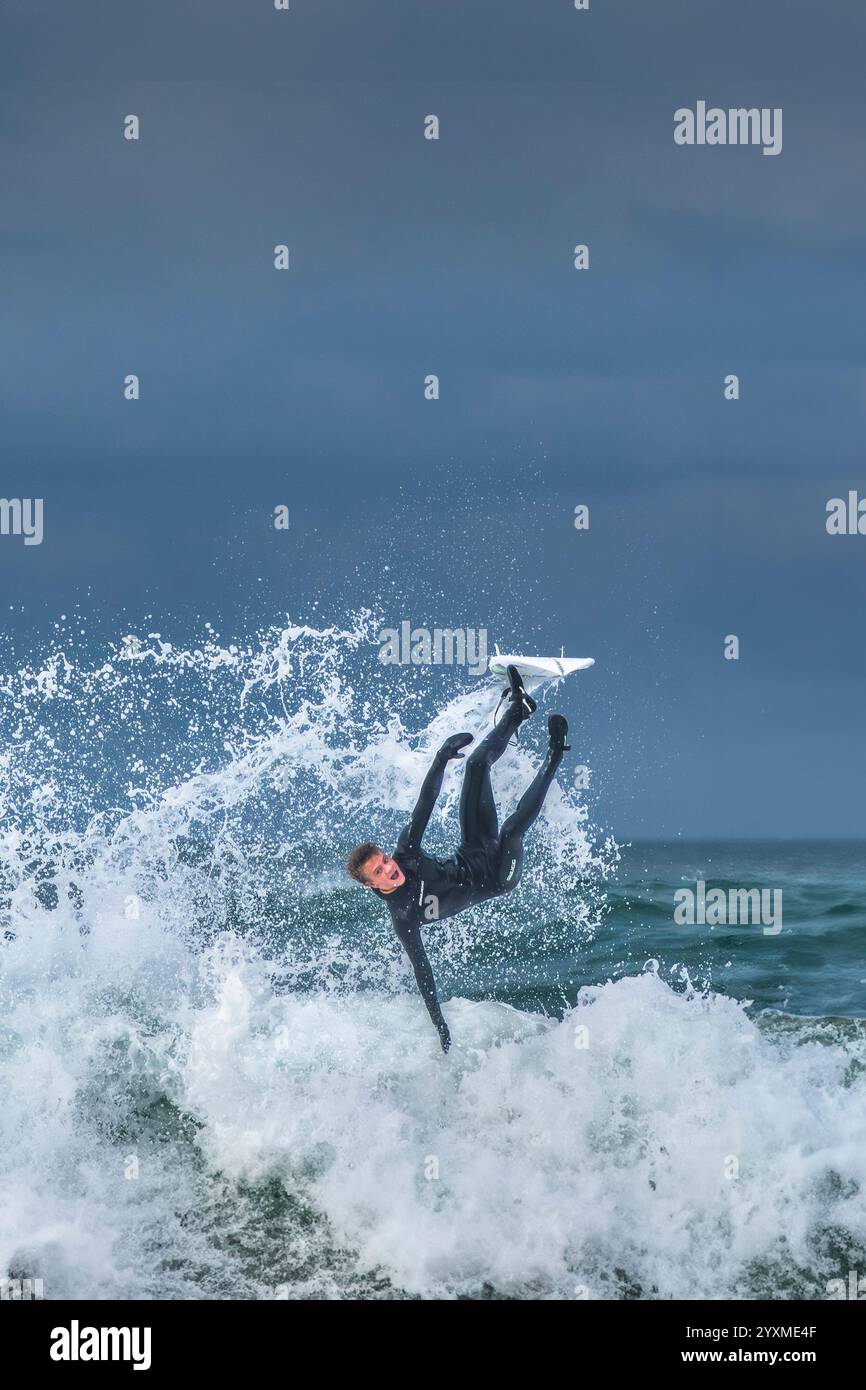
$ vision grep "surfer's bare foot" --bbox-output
[506,664,537,722]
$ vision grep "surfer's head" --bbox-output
[346,843,406,892]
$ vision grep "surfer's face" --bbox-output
[362,851,405,891]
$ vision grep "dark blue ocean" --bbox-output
[581,839,866,1020]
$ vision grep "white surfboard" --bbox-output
[488,645,595,687]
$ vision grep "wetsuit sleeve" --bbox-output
[396,921,447,1036]
[395,751,446,854]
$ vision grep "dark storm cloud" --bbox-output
[1,2,864,833]
[2,1,865,82]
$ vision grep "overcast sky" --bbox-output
[2,2,865,837]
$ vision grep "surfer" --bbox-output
[346,666,571,1051]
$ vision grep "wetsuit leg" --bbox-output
[458,704,521,849]
[493,743,564,891]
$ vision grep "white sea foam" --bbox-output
[4,928,864,1299]
[172,951,866,1299]
[1,620,862,1299]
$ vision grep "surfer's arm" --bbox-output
[396,922,451,1052]
[398,734,473,854]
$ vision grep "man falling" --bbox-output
[347,667,570,1051]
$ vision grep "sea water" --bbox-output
[1,618,864,1299]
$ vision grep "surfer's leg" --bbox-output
[459,705,520,847]
[493,717,569,890]
[459,670,538,851]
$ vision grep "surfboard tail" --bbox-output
[487,653,595,685]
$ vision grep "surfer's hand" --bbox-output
[438,733,473,762]
[437,1020,452,1053]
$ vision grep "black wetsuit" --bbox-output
[375,702,565,1044]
